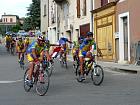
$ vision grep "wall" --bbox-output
[41,0,48,33]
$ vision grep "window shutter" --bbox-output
[77,0,80,18]
[101,0,108,6]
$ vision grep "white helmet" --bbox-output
[37,35,45,41]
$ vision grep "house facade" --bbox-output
[92,0,140,64]
[41,0,49,36]
[41,0,94,44]
[116,0,140,64]
[0,14,19,33]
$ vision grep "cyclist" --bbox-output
[26,35,50,86]
[16,36,25,63]
[78,32,96,82]
[45,38,61,61]
[5,34,12,51]
[72,36,84,63]
[24,37,30,49]
[59,36,72,62]
[10,37,16,54]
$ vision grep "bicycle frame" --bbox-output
[24,62,50,96]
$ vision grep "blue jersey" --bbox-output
[79,38,94,51]
[59,37,68,45]
[26,41,47,56]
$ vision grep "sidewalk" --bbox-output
[67,54,140,74]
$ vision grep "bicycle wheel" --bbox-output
[91,65,104,86]
[20,55,24,70]
[36,70,50,96]
[63,56,67,68]
[20,61,24,70]
[24,69,32,92]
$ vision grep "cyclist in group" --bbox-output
[45,38,60,58]
[26,35,50,86]
[5,34,12,51]
[24,37,30,48]
[10,37,16,54]
[59,36,72,62]
[78,32,96,82]
[16,36,25,63]
[72,36,84,65]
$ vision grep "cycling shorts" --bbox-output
[26,52,43,62]
[17,47,25,53]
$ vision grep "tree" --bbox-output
[12,24,21,32]
[23,17,32,31]
[23,0,40,31]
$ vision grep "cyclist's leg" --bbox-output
[18,52,21,62]
[21,52,25,64]
[28,62,34,80]
[79,56,84,75]
[26,54,35,86]
[59,48,63,61]
[64,48,67,61]
[79,50,86,81]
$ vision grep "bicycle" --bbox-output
[73,51,80,76]
[24,62,50,96]
[76,54,104,86]
[42,55,54,77]
[19,53,25,70]
[60,51,67,68]
[10,44,15,55]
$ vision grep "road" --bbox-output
[0,45,140,105]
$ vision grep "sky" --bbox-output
[0,0,32,18]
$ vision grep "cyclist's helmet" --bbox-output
[86,32,93,36]
[45,38,50,43]
[26,37,29,40]
[78,36,84,41]
[18,36,22,40]
[37,35,45,41]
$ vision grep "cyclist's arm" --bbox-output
[67,40,72,44]
[50,44,60,46]
[44,48,51,61]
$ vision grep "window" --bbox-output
[44,4,46,16]
[83,0,86,16]
[3,18,5,22]
[77,0,80,18]
[10,18,13,22]
[101,0,108,6]
[6,18,7,22]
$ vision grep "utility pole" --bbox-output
[90,0,93,33]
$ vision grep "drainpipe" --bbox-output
[48,0,49,28]
[90,0,93,33]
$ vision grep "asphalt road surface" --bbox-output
[0,45,140,105]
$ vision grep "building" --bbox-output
[0,14,20,33]
[41,0,49,37]
[92,0,140,64]
[116,0,140,64]
[41,0,94,44]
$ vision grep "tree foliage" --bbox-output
[12,24,21,32]
[23,0,40,31]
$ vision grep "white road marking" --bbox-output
[0,79,23,84]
